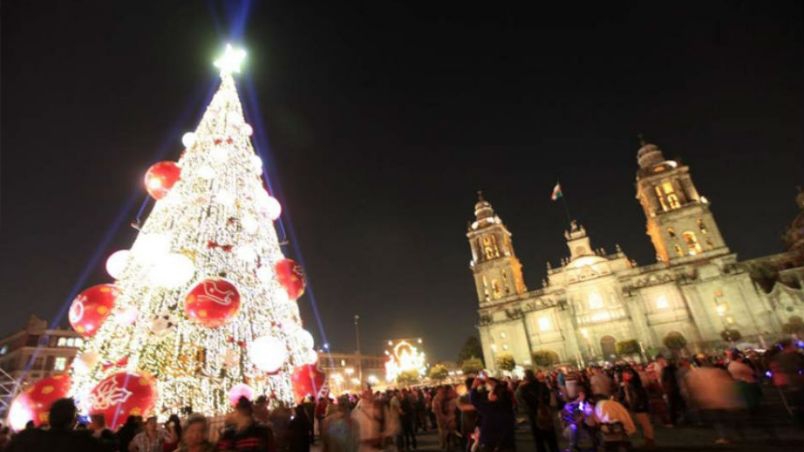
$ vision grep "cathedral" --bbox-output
[468,141,804,370]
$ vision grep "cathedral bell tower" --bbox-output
[466,192,527,303]
[634,140,728,264]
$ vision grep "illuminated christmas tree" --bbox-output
[65,45,318,424]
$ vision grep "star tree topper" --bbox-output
[214,44,247,76]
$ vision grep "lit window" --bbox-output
[697,219,708,234]
[654,186,669,211]
[662,181,675,194]
[54,357,67,371]
[501,344,509,351]
[682,231,702,255]
[57,338,66,347]
[674,244,683,257]
[588,293,604,310]
[656,296,669,310]
[500,332,507,339]
[591,311,610,322]
[667,194,680,209]
[667,227,676,238]
[538,317,552,332]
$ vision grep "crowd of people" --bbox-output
[0,338,801,452]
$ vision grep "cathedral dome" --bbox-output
[637,142,665,168]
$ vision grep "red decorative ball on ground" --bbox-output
[184,278,241,327]
[7,374,71,430]
[144,161,181,200]
[291,364,326,403]
[69,284,119,337]
[275,259,305,300]
[89,372,156,430]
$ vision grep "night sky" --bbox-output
[2,1,802,361]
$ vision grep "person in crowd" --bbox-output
[268,401,292,450]
[655,356,684,427]
[0,425,10,450]
[414,389,428,433]
[130,416,169,452]
[615,367,654,449]
[173,414,215,452]
[594,395,636,452]
[384,390,403,450]
[254,396,271,426]
[164,414,183,452]
[287,404,312,452]
[399,389,417,450]
[118,415,144,452]
[301,396,316,444]
[432,385,458,450]
[5,398,105,452]
[351,388,382,451]
[470,377,515,452]
[517,369,559,452]
[217,396,276,452]
[684,362,744,445]
[88,413,118,452]
[456,378,478,452]
[562,389,600,452]
[321,395,359,452]
[589,366,613,400]
[316,396,331,441]
[770,338,804,426]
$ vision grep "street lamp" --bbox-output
[354,314,363,384]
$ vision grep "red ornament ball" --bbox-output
[185,278,241,328]
[89,372,156,430]
[291,364,326,403]
[275,259,305,300]
[69,284,119,337]
[144,161,181,200]
[7,374,71,430]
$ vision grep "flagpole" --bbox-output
[554,178,573,228]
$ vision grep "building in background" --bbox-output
[0,315,83,415]
[317,351,387,394]
[468,141,804,371]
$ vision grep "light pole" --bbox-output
[354,314,363,385]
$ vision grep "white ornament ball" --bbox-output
[132,233,172,263]
[256,266,272,283]
[250,155,263,173]
[216,190,235,207]
[304,349,319,365]
[243,123,253,136]
[257,194,281,220]
[235,245,257,263]
[210,147,228,164]
[106,250,131,279]
[149,253,195,288]
[181,132,197,148]
[248,335,288,373]
[296,329,315,349]
[73,351,101,375]
[198,165,216,180]
[241,215,259,234]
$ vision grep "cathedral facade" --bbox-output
[469,142,804,371]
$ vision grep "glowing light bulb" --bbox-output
[198,165,216,179]
[241,215,259,234]
[243,123,253,136]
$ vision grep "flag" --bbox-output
[551,182,563,201]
